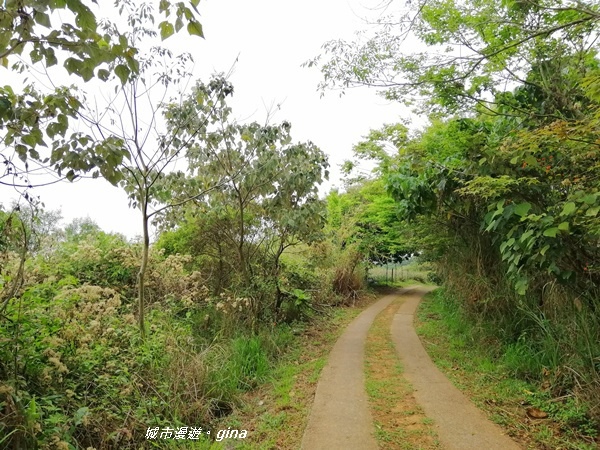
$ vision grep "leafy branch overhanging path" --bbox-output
[301,287,521,450]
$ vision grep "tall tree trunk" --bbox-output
[216,241,224,296]
[274,242,285,311]
[138,200,150,338]
[238,198,248,283]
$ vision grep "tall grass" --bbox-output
[418,289,599,446]
[436,242,600,425]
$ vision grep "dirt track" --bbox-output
[301,287,521,450]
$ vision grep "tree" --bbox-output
[0,0,203,68]
[313,0,600,422]
[77,53,237,335]
[0,0,204,195]
[326,180,414,265]
[307,0,600,115]
[0,1,214,337]
[160,87,330,314]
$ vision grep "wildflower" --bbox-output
[123,314,135,324]
[48,356,69,374]
[56,441,69,450]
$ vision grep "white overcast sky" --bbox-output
[1,0,417,239]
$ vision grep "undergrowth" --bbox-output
[0,219,368,449]
[417,288,599,449]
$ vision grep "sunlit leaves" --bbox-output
[159,21,175,40]
[514,202,531,217]
[561,202,577,216]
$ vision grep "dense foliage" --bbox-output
[316,0,600,434]
[0,204,356,447]
[3,0,600,447]
[0,46,359,450]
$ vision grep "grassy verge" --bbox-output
[416,289,599,450]
[364,297,440,449]
[205,293,380,449]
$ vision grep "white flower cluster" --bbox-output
[214,292,251,315]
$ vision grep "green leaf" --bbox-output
[0,96,11,117]
[73,407,90,426]
[540,244,550,256]
[74,4,97,31]
[159,0,170,13]
[520,230,533,242]
[560,202,576,216]
[115,64,130,84]
[558,221,569,231]
[187,20,204,37]
[586,206,599,217]
[175,17,183,32]
[97,69,110,81]
[45,49,57,67]
[159,21,175,40]
[543,227,559,237]
[514,202,531,217]
[64,57,83,75]
[35,11,51,28]
[25,397,39,422]
[582,193,597,205]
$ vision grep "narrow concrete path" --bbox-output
[301,288,415,450]
[391,288,522,450]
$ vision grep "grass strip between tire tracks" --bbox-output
[364,296,440,449]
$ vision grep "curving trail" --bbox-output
[301,287,522,450]
[300,290,413,450]
[391,288,521,450]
